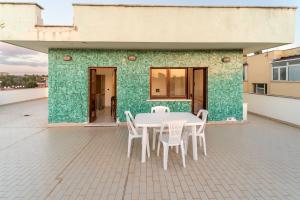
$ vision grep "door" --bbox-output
[100,75,105,109]
[96,75,105,110]
[192,68,207,114]
[89,69,97,122]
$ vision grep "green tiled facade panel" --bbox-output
[48,49,243,123]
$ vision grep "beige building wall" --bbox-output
[0,3,297,53]
[270,82,300,97]
[245,47,300,98]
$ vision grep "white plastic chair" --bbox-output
[151,106,170,150]
[125,111,150,158]
[151,106,170,113]
[185,109,208,156]
[157,120,186,170]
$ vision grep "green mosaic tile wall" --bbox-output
[48,49,243,123]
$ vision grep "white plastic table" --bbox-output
[134,112,204,163]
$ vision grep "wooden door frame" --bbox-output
[89,69,97,123]
[88,67,117,123]
[192,67,208,114]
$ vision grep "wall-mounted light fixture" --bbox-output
[221,57,230,63]
[63,55,72,61]
[0,21,5,29]
[128,55,136,61]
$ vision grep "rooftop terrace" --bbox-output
[0,99,300,199]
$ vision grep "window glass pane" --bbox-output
[151,69,167,96]
[288,65,300,81]
[280,67,287,80]
[273,68,279,80]
[272,61,287,67]
[170,69,186,96]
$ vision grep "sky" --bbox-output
[0,0,299,75]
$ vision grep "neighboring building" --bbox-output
[0,72,9,76]
[37,82,47,88]
[0,2,297,124]
[244,47,300,98]
[41,76,48,87]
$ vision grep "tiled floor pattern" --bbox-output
[0,99,300,199]
[94,107,115,123]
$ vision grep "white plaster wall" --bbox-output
[0,88,48,106]
[0,4,296,54]
[244,93,300,126]
[0,4,42,40]
[96,69,114,107]
[73,6,296,45]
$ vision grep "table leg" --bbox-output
[192,125,198,161]
[141,127,148,163]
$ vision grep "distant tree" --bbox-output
[25,81,37,88]
[0,74,47,89]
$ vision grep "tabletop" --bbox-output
[134,112,203,127]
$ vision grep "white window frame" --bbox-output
[272,58,300,81]
[272,66,288,81]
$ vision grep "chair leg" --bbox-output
[152,130,156,151]
[199,135,202,147]
[202,134,207,156]
[157,135,161,156]
[163,144,169,170]
[180,141,186,168]
[146,134,150,158]
[184,136,189,155]
[127,136,132,158]
[176,146,179,154]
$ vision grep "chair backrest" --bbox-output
[161,120,186,145]
[196,109,208,122]
[196,109,208,134]
[124,111,138,136]
[151,106,170,113]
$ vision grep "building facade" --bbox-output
[49,49,243,122]
[244,47,300,98]
[0,3,297,124]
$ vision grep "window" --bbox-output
[243,64,248,81]
[169,69,186,97]
[272,58,300,81]
[288,59,300,81]
[280,67,287,80]
[272,66,287,81]
[151,69,168,97]
[253,83,267,95]
[288,65,300,81]
[272,68,279,80]
[150,68,187,98]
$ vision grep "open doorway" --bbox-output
[188,68,207,114]
[89,67,117,124]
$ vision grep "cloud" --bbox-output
[0,42,39,57]
[0,55,48,67]
[0,42,48,68]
